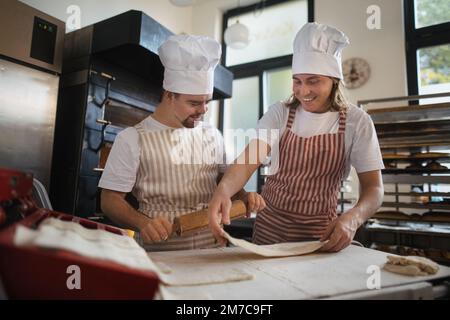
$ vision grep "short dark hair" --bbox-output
[159,89,180,102]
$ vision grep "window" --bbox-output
[263,67,292,112]
[220,0,314,192]
[223,77,260,191]
[225,0,308,66]
[404,0,450,103]
[417,44,450,103]
[414,0,450,29]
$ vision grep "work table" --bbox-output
[150,245,450,300]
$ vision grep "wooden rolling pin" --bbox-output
[173,200,247,236]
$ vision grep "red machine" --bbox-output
[0,168,159,299]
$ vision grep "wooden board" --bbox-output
[374,211,450,223]
[381,145,450,153]
[384,192,450,197]
[382,152,450,161]
[381,201,450,210]
[382,154,410,160]
[375,120,450,139]
[382,168,450,174]
[149,245,450,300]
[367,102,450,124]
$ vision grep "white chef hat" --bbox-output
[158,34,221,95]
[292,22,349,79]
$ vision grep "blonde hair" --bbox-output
[285,78,348,112]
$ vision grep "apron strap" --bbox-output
[338,110,346,134]
[133,122,146,156]
[286,106,297,130]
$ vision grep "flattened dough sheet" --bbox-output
[154,233,327,289]
[156,265,253,287]
[223,231,326,257]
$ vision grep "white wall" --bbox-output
[315,0,408,105]
[20,0,193,35]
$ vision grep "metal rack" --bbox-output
[358,92,450,265]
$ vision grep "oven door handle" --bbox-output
[92,120,111,153]
[96,119,111,126]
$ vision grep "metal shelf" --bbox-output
[379,134,450,149]
[381,201,450,210]
[382,168,450,174]
[382,153,450,161]
[369,243,450,265]
[380,141,449,152]
[365,224,450,237]
[376,120,450,139]
[363,94,450,262]
[383,174,450,184]
[367,102,450,124]
[384,191,450,197]
[374,210,450,223]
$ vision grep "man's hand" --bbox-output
[138,217,173,244]
[208,192,266,245]
[319,209,361,252]
[320,170,383,252]
[207,192,232,246]
[245,192,266,217]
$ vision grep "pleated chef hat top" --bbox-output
[158,34,221,95]
[292,22,349,79]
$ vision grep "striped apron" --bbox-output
[253,106,347,244]
[132,121,219,251]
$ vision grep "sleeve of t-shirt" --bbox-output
[98,128,140,192]
[349,111,385,173]
[256,101,287,147]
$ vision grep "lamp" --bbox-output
[224,20,250,49]
[224,0,250,49]
[169,0,194,6]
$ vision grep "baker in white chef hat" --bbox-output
[155,34,221,128]
[99,33,267,250]
[208,21,384,255]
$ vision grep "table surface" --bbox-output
[149,245,450,300]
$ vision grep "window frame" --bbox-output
[403,0,450,96]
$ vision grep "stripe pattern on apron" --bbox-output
[253,106,347,244]
[132,121,219,251]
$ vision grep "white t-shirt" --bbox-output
[256,102,384,178]
[99,116,226,193]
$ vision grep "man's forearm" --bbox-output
[217,163,258,198]
[231,188,248,202]
[351,185,384,227]
[218,139,269,197]
[101,192,149,231]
